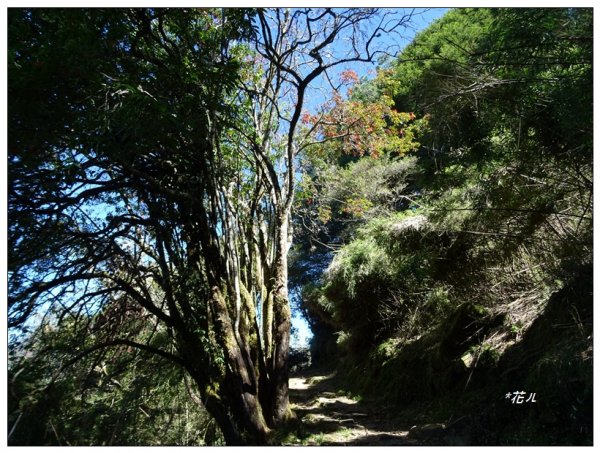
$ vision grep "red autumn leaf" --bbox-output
[340,69,359,85]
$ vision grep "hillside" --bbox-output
[8,7,592,446]
[292,8,593,446]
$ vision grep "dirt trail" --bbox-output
[287,369,420,446]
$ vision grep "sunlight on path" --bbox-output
[288,372,414,446]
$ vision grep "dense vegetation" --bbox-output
[8,8,592,446]
[296,8,592,445]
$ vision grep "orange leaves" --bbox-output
[305,90,423,158]
[301,111,314,125]
[342,197,373,217]
[300,68,430,162]
[340,69,360,85]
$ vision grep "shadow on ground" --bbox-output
[286,368,419,446]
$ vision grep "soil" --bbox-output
[287,368,422,446]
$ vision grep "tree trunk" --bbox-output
[268,212,292,425]
[202,392,242,445]
[186,370,271,446]
[271,284,291,425]
[187,211,292,443]
[208,286,272,444]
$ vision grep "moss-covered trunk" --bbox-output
[268,214,292,425]
[187,210,292,444]
[207,286,272,445]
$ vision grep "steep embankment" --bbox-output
[301,264,592,446]
[293,7,592,446]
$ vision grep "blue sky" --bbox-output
[299,8,448,115]
[2,6,449,350]
[290,7,448,348]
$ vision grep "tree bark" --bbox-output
[268,212,292,425]
[208,286,271,444]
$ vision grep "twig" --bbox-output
[8,412,23,441]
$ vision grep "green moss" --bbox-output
[373,338,401,362]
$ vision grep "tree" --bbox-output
[9,7,263,445]
[9,7,417,445]
[296,5,592,404]
[236,10,415,427]
[9,317,221,446]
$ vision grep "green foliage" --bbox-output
[9,6,592,446]
[320,211,457,347]
[8,7,253,329]
[9,319,222,446]
[384,8,493,102]
[298,7,592,445]
[8,7,255,445]
[294,153,420,256]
